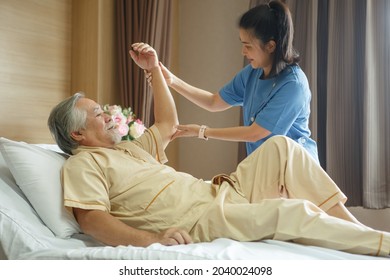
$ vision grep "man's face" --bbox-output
[73,98,122,148]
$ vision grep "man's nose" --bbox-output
[104,113,112,123]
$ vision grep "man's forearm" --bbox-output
[150,66,179,145]
[129,43,179,147]
[73,208,192,247]
[74,208,158,247]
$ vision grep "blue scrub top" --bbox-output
[220,64,319,162]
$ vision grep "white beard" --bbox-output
[109,130,122,144]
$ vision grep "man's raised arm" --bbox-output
[129,43,179,149]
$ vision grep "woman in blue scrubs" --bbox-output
[157,1,318,161]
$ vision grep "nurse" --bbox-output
[158,1,318,161]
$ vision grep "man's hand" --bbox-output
[156,227,193,246]
[130,42,159,72]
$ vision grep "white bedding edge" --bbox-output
[12,238,390,260]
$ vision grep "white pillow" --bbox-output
[0,137,80,238]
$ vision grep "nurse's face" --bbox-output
[239,28,275,77]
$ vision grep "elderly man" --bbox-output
[48,43,390,256]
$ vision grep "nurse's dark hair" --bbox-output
[239,0,299,76]
[47,92,87,155]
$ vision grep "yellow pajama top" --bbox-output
[62,126,216,233]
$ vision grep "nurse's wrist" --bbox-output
[198,125,208,140]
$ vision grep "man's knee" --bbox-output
[248,135,300,164]
[266,135,294,146]
[261,135,294,153]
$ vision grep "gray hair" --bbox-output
[47,92,87,154]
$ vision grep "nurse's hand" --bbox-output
[157,228,193,246]
[171,124,200,140]
[159,62,175,86]
[145,62,175,87]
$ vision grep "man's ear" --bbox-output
[266,40,276,54]
[70,131,84,142]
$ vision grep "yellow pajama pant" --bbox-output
[190,136,390,256]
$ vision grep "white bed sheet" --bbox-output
[0,149,388,260]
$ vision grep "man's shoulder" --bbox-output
[63,147,114,173]
[67,146,108,163]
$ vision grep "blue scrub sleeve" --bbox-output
[219,65,254,106]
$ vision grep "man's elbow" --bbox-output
[73,208,97,234]
[167,124,179,140]
[156,121,178,135]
